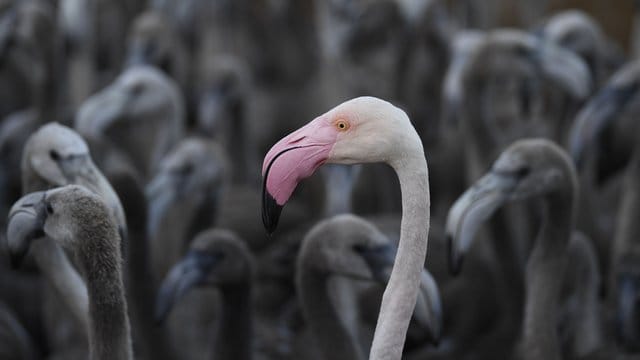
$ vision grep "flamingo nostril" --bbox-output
[288,135,307,145]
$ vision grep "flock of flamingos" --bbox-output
[0,0,639,359]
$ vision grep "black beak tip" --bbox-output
[417,321,442,348]
[569,144,584,169]
[614,276,640,351]
[153,303,169,326]
[358,244,395,284]
[447,235,463,276]
[9,251,25,269]
[449,256,462,277]
[262,191,283,235]
[154,289,173,326]
[371,270,388,285]
[428,334,441,348]
[154,315,165,327]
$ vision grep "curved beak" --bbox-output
[568,82,639,166]
[60,154,127,232]
[76,88,129,137]
[262,118,337,234]
[412,270,443,345]
[616,273,640,351]
[357,243,397,284]
[357,243,442,344]
[197,89,226,136]
[534,40,592,100]
[441,59,464,127]
[445,172,516,275]
[155,250,221,324]
[145,172,179,239]
[0,8,15,61]
[6,191,47,268]
[441,31,484,127]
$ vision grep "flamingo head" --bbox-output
[261,96,416,233]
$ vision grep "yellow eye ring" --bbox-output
[335,119,350,131]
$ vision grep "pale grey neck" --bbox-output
[214,283,253,360]
[369,150,430,360]
[566,235,603,357]
[31,238,89,333]
[632,4,640,59]
[80,231,132,360]
[74,162,125,229]
[92,169,126,228]
[299,269,364,360]
[461,89,494,181]
[522,195,573,360]
[612,148,640,270]
[229,102,249,184]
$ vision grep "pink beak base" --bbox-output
[261,118,337,234]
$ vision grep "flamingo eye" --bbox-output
[335,119,350,131]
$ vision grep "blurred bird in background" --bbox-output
[0,0,639,359]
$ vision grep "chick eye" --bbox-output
[515,166,531,179]
[177,163,194,176]
[130,82,145,96]
[45,203,54,215]
[49,150,60,161]
[335,119,350,131]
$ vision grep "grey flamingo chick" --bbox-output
[446,138,578,360]
[297,214,442,360]
[75,65,185,180]
[7,185,133,360]
[19,122,128,359]
[155,229,254,360]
